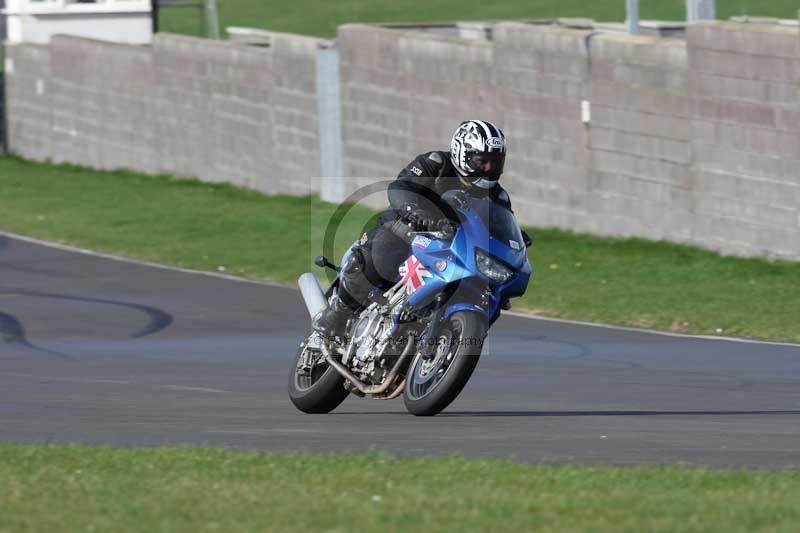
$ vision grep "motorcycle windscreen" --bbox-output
[469,199,526,254]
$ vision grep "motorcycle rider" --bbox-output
[314,119,514,338]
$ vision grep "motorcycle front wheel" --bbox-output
[288,332,350,413]
[403,311,486,416]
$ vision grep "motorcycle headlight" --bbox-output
[475,249,512,283]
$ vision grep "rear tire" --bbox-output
[403,311,486,416]
[288,333,350,413]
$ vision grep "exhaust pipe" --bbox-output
[298,273,328,319]
[323,335,415,395]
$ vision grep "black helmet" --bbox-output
[450,119,507,189]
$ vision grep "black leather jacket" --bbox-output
[385,151,513,223]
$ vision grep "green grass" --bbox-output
[157,0,800,38]
[0,156,375,283]
[1,155,799,343]
[2,444,800,532]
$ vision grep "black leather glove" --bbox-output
[400,204,434,231]
[411,210,435,231]
[386,219,415,244]
[436,219,456,238]
[521,230,533,248]
[400,203,416,219]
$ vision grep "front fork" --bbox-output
[418,282,506,356]
[417,295,448,360]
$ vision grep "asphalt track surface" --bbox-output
[1,234,799,468]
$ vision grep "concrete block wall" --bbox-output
[337,21,800,260]
[0,71,5,151]
[687,22,800,258]
[4,43,51,160]
[48,36,157,173]
[269,33,323,195]
[154,34,236,183]
[153,34,276,190]
[4,21,800,260]
[587,33,693,242]
[151,32,322,195]
[337,24,496,206]
[3,31,323,196]
[492,23,593,232]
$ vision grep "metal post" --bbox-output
[316,43,345,203]
[151,0,159,33]
[0,70,7,154]
[205,0,219,39]
[626,0,640,34]
[686,0,716,21]
[702,0,716,19]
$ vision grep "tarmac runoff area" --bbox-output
[1,233,799,468]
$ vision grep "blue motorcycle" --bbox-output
[290,190,532,416]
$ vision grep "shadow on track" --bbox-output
[441,410,800,417]
[334,410,800,417]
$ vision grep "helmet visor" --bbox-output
[467,152,505,180]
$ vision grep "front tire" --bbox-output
[403,311,486,416]
[288,333,350,413]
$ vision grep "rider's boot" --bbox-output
[313,265,375,339]
[312,290,353,338]
[313,245,378,339]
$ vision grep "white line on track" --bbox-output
[0,230,292,289]
[162,385,233,394]
[502,310,800,348]
[3,230,799,349]
[3,372,132,385]
[2,372,235,393]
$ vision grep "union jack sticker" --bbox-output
[398,256,432,295]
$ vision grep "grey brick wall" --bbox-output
[152,32,323,195]
[5,43,52,161]
[3,21,799,260]
[3,31,323,196]
[493,23,592,233]
[269,33,323,195]
[1,1,6,43]
[337,23,497,205]
[48,36,157,173]
[586,33,693,243]
[337,21,800,261]
[154,34,273,189]
[688,22,800,258]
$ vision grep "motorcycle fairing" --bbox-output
[397,200,532,323]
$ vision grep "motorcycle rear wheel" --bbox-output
[288,332,350,413]
[403,311,486,416]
